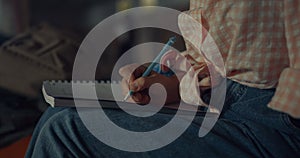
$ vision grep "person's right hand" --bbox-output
[119,63,180,105]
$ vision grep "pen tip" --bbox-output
[123,91,132,102]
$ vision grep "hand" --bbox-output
[160,50,221,91]
[119,63,180,105]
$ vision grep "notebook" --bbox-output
[43,80,124,107]
[42,80,213,116]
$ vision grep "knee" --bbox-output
[31,108,85,157]
[41,108,79,136]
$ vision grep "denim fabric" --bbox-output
[25,80,300,158]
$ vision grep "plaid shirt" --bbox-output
[178,0,300,117]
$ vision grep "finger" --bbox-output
[199,76,211,87]
[198,66,222,88]
[131,91,150,105]
[133,65,147,79]
[129,65,147,86]
[119,63,139,78]
[195,63,209,80]
[130,73,160,92]
[160,50,178,72]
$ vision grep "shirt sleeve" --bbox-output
[177,7,224,109]
[268,0,300,118]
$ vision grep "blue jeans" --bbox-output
[26,80,300,158]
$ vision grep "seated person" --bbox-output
[26,0,300,157]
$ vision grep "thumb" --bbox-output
[160,50,178,73]
[119,63,139,78]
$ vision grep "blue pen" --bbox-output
[123,36,176,101]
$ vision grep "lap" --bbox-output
[27,107,254,158]
[26,80,300,158]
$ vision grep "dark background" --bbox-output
[1,0,189,39]
[1,0,189,79]
[0,0,190,156]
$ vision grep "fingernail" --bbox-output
[130,82,138,91]
[161,60,171,73]
[134,82,138,88]
[167,60,171,67]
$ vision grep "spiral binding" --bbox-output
[45,80,121,85]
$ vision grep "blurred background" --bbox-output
[0,0,189,157]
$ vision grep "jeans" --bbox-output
[25,80,300,158]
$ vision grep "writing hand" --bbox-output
[119,63,180,105]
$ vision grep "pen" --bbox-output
[123,36,176,101]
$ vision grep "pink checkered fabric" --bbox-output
[178,0,300,117]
